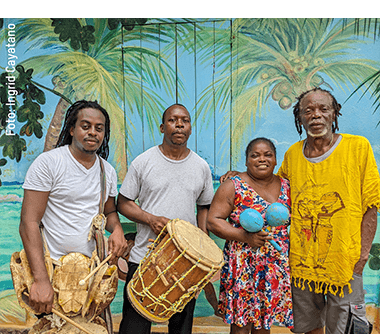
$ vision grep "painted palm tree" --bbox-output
[352,70,380,123]
[195,18,380,160]
[348,17,380,120]
[14,18,179,178]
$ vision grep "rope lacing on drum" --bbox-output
[130,225,220,318]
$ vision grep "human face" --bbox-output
[246,141,277,179]
[69,108,106,155]
[160,105,192,146]
[298,90,335,138]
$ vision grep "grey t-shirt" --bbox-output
[119,145,214,264]
[302,134,342,163]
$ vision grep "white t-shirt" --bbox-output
[119,145,214,264]
[22,145,118,260]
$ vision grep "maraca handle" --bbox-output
[268,239,282,253]
[263,226,282,253]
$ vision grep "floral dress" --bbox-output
[218,175,293,329]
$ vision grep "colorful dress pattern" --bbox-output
[219,175,293,329]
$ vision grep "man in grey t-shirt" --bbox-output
[117,104,215,334]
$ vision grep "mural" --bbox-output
[1,17,380,330]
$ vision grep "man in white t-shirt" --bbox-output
[20,100,127,315]
[117,104,216,334]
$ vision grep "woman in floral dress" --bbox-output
[207,138,293,333]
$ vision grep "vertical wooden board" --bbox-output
[194,21,217,175]
[213,20,233,178]
[161,22,178,106]
[122,29,145,164]
[139,24,166,152]
[176,22,197,152]
[146,22,178,149]
[230,22,242,171]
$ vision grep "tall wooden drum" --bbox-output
[127,218,224,323]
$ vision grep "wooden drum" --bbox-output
[127,219,224,323]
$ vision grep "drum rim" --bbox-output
[167,219,224,269]
[126,280,171,323]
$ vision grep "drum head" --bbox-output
[167,219,223,269]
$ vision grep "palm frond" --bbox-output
[193,18,380,159]
[320,60,379,94]
[16,18,71,52]
[347,70,380,114]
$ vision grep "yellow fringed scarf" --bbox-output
[278,134,380,295]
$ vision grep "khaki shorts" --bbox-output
[291,273,369,334]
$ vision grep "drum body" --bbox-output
[127,219,224,323]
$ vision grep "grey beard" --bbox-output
[307,128,327,137]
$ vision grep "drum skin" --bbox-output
[127,219,224,323]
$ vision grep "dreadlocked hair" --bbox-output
[293,87,342,136]
[55,100,111,160]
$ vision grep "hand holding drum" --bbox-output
[239,203,289,253]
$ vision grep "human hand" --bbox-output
[244,230,272,249]
[148,216,170,235]
[28,279,54,314]
[107,227,128,265]
[220,171,239,183]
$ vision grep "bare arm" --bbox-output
[354,205,378,275]
[196,204,210,234]
[197,203,222,317]
[117,193,170,235]
[104,196,128,264]
[219,171,240,183]
[19,189,54,314]
[207,179,270,248]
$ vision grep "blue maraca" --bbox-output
[239,208,282,252]
[266,202,290,227]
[239,208,264,232]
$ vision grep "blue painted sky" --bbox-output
[1,18,380,184]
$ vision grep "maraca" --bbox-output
[266,202,290,227]
[239,208,282,252]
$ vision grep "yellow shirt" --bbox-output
[278,134,380,295]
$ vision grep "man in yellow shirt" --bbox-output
[277,88,379,334]
[221,88,380,333]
